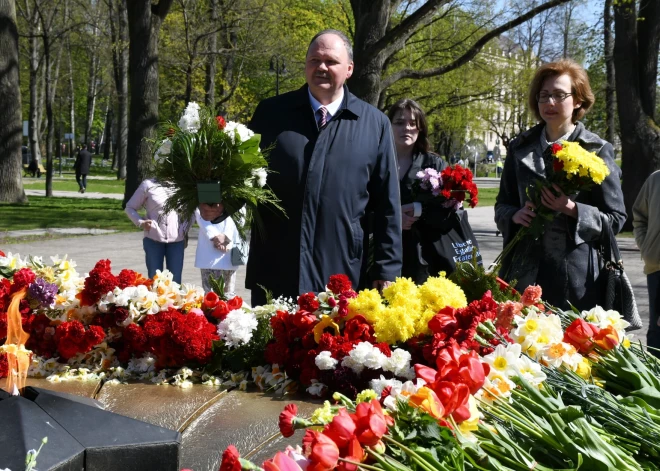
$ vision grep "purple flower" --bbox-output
[28,278,58,308]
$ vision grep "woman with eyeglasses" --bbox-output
[495,59,626,310]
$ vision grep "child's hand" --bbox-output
[212,234,230,252]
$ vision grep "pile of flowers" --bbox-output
[0,252,265,384]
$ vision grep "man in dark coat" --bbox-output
[200,30,402,305]
[73,144,92,193]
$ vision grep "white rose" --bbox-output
[252,167,267,187]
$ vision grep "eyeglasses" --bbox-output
[536,92,573,103]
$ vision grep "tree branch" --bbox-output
[370,0,447,60]
[382,0,571,90]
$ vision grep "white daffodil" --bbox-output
[483,343,522,378]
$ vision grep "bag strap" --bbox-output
[599,216,623,270]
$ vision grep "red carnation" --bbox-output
[278,403,299,438]
[553,159,564,172]
[11,267,36,292]
[54,321,106,360]
[327,274,352,295]
[551,143,563,154]
[344,315,374,342]
[0,250,5,257]
[77,259,119,306]
[117,269,150,289]
[220,445,241,471]
[298,292,320,312]
[216,115,227,130]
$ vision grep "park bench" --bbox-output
[23,163,46,178]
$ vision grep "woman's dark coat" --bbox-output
[247,85,402,298]
[494,122,627,310]
[399,152,459,283]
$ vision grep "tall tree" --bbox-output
[107,0,128,179]
[603,0,615,145]
[614,0,660,228]
[347,0,573,106]
[0,0,27,203]
[204,0,218,107]
[125,0,174,205]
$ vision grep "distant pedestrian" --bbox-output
[456,158,465,167]
[73,144,92,193]
[125,179,190,283]
[496,158,503,177]
[633,170,660,357]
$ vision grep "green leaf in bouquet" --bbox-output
[204,339,226,375]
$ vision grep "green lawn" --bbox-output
[23,177,125,194]
[475,187,498,207]
[0,196,136,232]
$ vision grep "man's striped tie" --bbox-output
[317,106,328,128]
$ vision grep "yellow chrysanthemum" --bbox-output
[382,277,420,308]
[373,304,418,345]
[348,289,384,325]
[415,275,467,336]
[356,389,378,404]
[555,141,610,184]
[310,401,335,424]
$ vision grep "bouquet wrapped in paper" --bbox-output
[152,102,283,234]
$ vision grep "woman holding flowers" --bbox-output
[388,99,477,282]
[495,59,626,310]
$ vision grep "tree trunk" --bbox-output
[67,36,75,156]
[0,0,27,203]
[103,105,113,162]
[108,0,128,179]
[614,0,660,230]
[604,0,615,145]
[84,43,99,146]
[204,0,218,108]
[28,25,41,166]
[125,0,173,205]
[347,0,390,105]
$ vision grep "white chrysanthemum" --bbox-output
[315,351,338,370]
[514,355,547,385]
[252,167,267,187]
[482,343,522,379]
[178,102,201,133]
[369,376,404,397]
[218,309,259,348]
[383,348,414,379]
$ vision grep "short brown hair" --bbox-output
[387,99,430,154]
[528,59,594,123]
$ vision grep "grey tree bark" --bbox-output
[204,0,218,108]
[0,0,27,203]
[107,0,128,179]
[614,0,660,229]
[66,35,75,155]
[124,0,174,205]
[603,0,615,145]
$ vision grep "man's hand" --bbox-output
[140,220,155,231]
[199,203,225,221]
[401,203,418,230]
[372,280,392,292]
[212,233,230,252]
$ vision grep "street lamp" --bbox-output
[269,55,287,96]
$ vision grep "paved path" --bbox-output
[3,203,650,342]
[24,189,123,200]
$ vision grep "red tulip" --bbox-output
[227,296,243,311]
[263,451,304,471]
[432,381,471,422]
[323,408,356,448]
[414,364,438,384]
[564,319,600,354]
[353,400,388,447]
[594,325,619,350]
[216,115,227,130]
[337,436,365,471]
[212,300,230,320]
[203,291,219,310]
[219,445,241,471]
[303,430,340,471]
[279,404,298,438]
